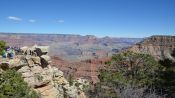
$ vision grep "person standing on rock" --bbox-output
[6,47,15,59]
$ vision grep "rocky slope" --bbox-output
[128,35,175,61]
[0,46,89,98]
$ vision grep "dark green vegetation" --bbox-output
[0,40,6,55]
[159,58,175,97]
[0,69,40,98]
[94,51,175,98]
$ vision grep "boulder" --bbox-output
[21,71,34,78]
[31,56,41,65]
[27,58,34,65]
[36,85,62,98]
[17,66,30,73]
[41,55,51,62]
[40,55,51,68]
[20,46,28,53]
[35,46,49,56]
[31,65,43,74]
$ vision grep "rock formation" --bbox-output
[128,35,175,61]
[0,32,142,85]
[0,32,141,62]
[0,45,89,98]
[0,33,141,47]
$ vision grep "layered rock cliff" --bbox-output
[128,35,175,61]
[0,33,141,47]
[0,46,89,98]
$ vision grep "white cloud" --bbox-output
[29,19,36,23]
[8,16,22,21]
[57,20,64,23]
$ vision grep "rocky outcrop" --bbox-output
[128,35,175,61]
[0,46,89,98]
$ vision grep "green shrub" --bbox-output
[158,59,175,97]
[0,69,40,98]
[100,51,162,87]
[0,40,6,55]
[95,51,164,98]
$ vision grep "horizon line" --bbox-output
[0,32,149,38]
[0,32,174,38]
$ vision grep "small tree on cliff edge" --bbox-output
[96,51,164,98]
[0,69,40,98]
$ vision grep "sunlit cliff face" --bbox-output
[128,36,175,61]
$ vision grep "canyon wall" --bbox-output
[128,36,175,61]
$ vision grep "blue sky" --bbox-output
[0,0,175,37]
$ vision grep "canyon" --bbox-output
[1,33,174,85]
[0,32,142,83]
[0,32,175,98]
